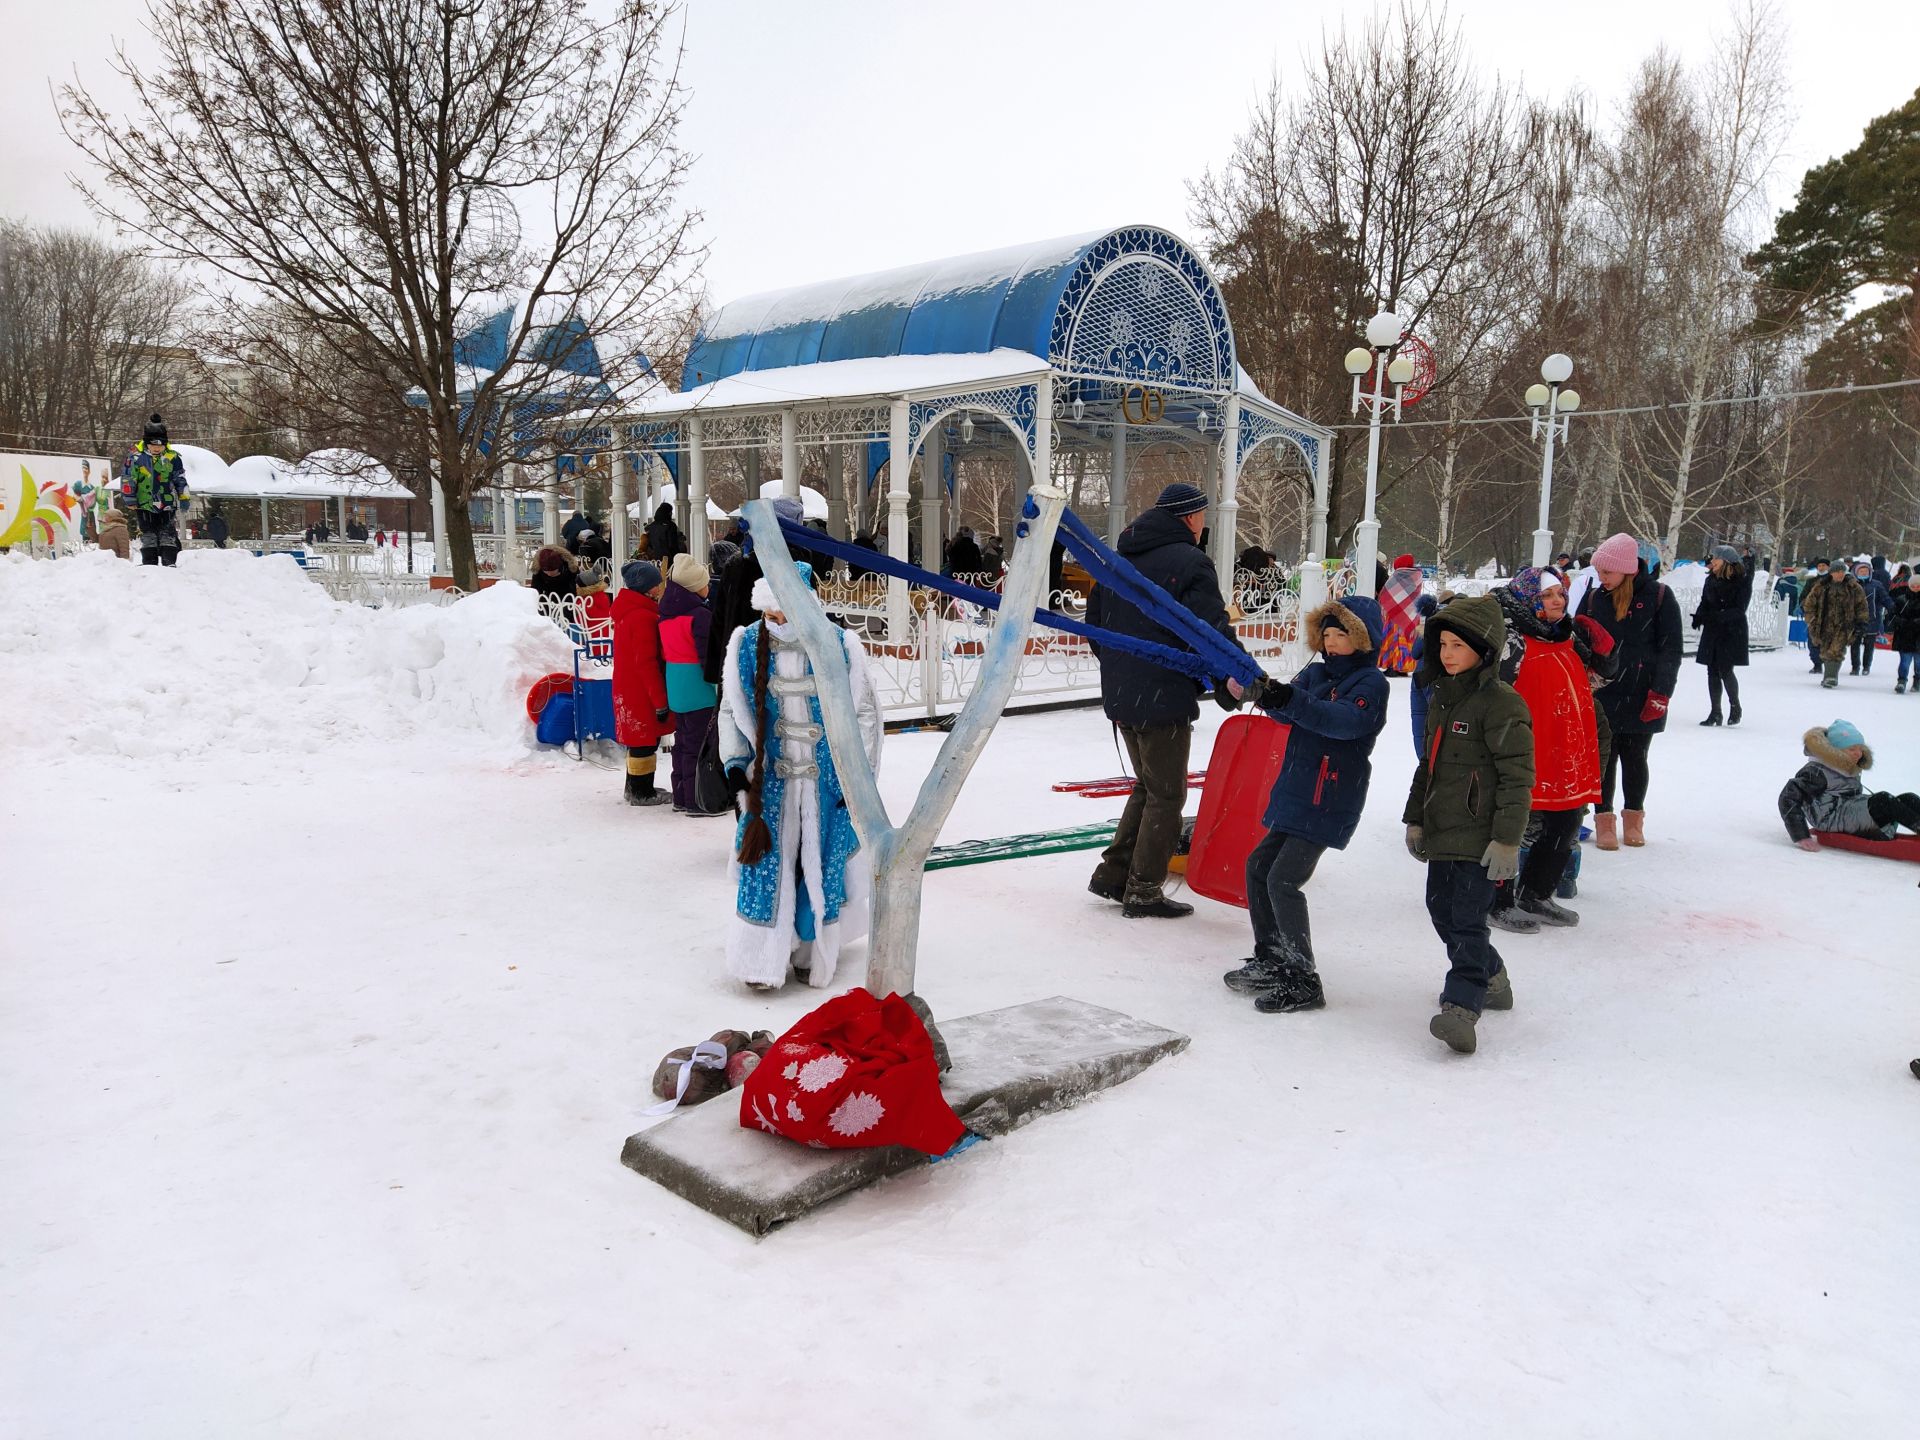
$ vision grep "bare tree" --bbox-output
[1192,5,1534,551]
[64,0,702,587]
[0,221,193,453]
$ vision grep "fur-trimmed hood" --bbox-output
[1804,726,1872,775]
[1305,595,1385,655]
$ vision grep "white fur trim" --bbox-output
[751,576,778,612]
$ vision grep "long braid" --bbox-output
[736,622,775,865]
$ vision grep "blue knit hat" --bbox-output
[1825,719,1865,751]
[1155,482,1208,517]
[621,559,662,593]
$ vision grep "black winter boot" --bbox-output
[1122,890,1194,919]
[1223,957,1283,993]
[1698,711,1722,726]
[1253,971,1326,1013]
[1519,893,1580,927]
[1488,905,1541,935]
[1728,702,1742,725]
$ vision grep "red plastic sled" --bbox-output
[1184,713,1291,908]
[1813,830,1920,862]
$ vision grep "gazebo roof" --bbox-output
[684,232,1106,388]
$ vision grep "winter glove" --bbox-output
[1241,677,1294,713]
[1690,613,1702,630]
[654,708,670,725]
[1480,841,1521,883]
[724,765,750,797]
[1212,682,1243,713]
[1404,825,1427,862]
[1573,615,1616,656]
[1639,691,1670,724]
[1795,836,1821,853]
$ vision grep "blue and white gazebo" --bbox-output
[597,225,1332,632]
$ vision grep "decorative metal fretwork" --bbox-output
[907,383,1040,463]
[1237,408,1320,474]
[1051,228,1235,393]
[797,404,893,444]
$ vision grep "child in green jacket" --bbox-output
[1403,594,1537,1054]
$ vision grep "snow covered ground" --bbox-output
[4,550,1917,1437]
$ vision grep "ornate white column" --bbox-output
[542,455,561,545]
[781,408,800,500]
[921,420,943,577]
[886,397,911,645]
[1107,420,1128,546]
[612,447,632,560]
[826,445,848,540]
[686,417,706,556]
[1211,395,1242,582]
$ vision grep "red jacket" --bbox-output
[612,589,674,746]
[1509,635,1600,810]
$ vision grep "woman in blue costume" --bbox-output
[717,563,885,990]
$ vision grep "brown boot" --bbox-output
[1594,812,1620,851]
[1622,809,1646,847]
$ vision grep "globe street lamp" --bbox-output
[1346,311,1413,597]
[1526,353,1581,568]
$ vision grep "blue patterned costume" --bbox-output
[717,617,883,987]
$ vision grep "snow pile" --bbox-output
[0,548,576,762]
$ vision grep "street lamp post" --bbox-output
[1346,310,1414,598]
[1525,354,1582,568]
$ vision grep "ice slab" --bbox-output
[620,995,1188,1237]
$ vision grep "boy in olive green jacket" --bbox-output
[1403,594,1536,1054]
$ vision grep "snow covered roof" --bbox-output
[744,480,829,521]
[618,349,1052,420]
[683,231,1106,388]
[172,444,233,491]
[285,450,418,501]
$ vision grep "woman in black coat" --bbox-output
[1577,534,1684,849]
[1692,545,1751,726]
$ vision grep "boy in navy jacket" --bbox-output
[1225,596,1390,1012]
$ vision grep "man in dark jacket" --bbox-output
[944,527,983,578]
[702,497,807,686]
[1085,482,1241,919]
[645,502,687,564]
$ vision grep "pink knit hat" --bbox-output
[1591,532,1640,575]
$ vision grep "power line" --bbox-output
[1326,376,1920,431]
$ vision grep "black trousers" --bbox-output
[1852,629,1880,672]
[1599,731,1653,812]
[138,511,180,566]
[1427,859,1505,1014]
[1245,827,1327,976]
[1518,807,1585,900]
[1095,722,1192,899]
[1706,660,1742,713]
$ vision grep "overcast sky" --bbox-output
[8,0,1917,305]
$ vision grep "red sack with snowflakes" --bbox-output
[738,987,965,1155]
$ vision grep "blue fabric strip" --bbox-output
[1055,509,1262,684]
[755,515,1245,686]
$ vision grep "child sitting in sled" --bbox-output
[1778,719,1920,851]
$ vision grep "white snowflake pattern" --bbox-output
[827,1091,885,1138]
[782,1061,800,1081]
[779,1042,810,1057]
[748,1095,782,1134]
[796,1054,849,1093]
[786,1098,805,1123]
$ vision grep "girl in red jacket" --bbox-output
[612,560,674,805]
[1489,566,1616,926]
